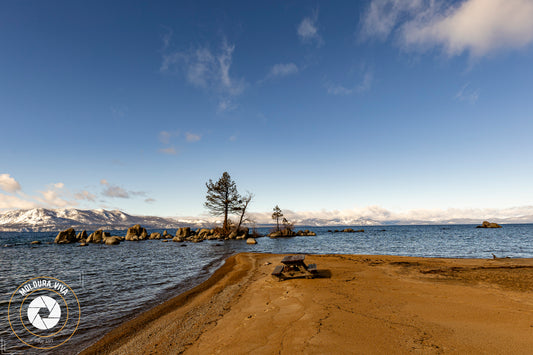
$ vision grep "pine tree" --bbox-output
[272,205,283,232]
[205,172,240,232]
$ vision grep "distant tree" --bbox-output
[235,192,254,233]
[282,217,293,232]
[272,205,283,231]
[205,172,241,232]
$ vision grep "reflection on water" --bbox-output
[1,224,532,353]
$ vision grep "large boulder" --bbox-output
[476,221,502,228]
[197,228,210,238]
[149,232,161,240]
[76,230,88,241]
[246,238,257,244]
[268,231,282,238]
[176,227,191,238]
[125,224,147,241]
[87,230,104,243]
[55,228,77,244]
[104,236,121,245]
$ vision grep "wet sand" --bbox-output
[81,253,533,354]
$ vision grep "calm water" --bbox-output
[1,224,532,353]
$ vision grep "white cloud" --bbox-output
[217,98,237,113]
[185,132,201,142]
[0,174,21,193]
[0,194,38,209]
[298,10,323,46]
[145,198,156,204]
[360,0,533,57]
[326,68,373,96]
[159,146,178,155]
[100,179,108,186]
[36,183,72,208]
[161,38,246,102]
[102,185,130,198]
[269,63,299,78]
[74,190,97,202]
[248,205,533,224]
[455,83,479,103]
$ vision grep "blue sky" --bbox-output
[1,0,533,221]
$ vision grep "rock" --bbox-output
[197,228,210,238]
[140,229,148,240]
[87,230,104,243]
[176,227,191,238]
[76,230,88,241]
[104,236,121,245]
[246,238,257,244]
[125,224,147,241]
[149,232,161,240]
[268,231,282,238]
[172,236,184,242]
[162,239,169,242]
[78,243,88,247]
[476,221,502,228]
[31,240,41,245]
[55,228,77,244]
[228,231,238,239]
[104,231,111,237]
[162,230,168,237]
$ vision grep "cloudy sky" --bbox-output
[1,0,533,221]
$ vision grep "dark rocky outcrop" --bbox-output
[149,232,161,240]
[176,227,191,239]
[329,228,364,233]
[476,221,502,228]
[76,230,88,241]
[87,230,104,243]
[54,227,77,244]
[125,224,147,241]
[104,236,121,245]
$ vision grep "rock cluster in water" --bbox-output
[53,224,284,245]
[476,221,502,228]
[268,229,316,238]
[328,228,365,233]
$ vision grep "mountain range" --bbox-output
[0,208,531,232]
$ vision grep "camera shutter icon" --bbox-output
[27,296,61,330]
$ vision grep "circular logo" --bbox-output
[27,295,61,330]
[8,277,81,350]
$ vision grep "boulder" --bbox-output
[31,240,41,245]
[162,230,168,237]
[197,228,210,238]
[78,243,88,247]
[125,224,147,241]
[246,238,257,244]
[104,236,121,245]
[149,232,161,240]
[55,228,77,244]
[176,227,191,238]
[172,236,184,242]
[228,231,238,239]
[476,221,502,228]
[268,231,282,238]
[162,239,169,242]
[87,230,104,243]
[76,230,88,241]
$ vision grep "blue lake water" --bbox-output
[1,224,532,353]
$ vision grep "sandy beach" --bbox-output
[81,253,533,354]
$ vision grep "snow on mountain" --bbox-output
[0,208,207,232]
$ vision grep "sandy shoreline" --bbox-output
[81,253,533,354]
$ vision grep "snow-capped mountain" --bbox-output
[0,208,208,232]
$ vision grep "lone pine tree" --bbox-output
[204,172,241,232]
